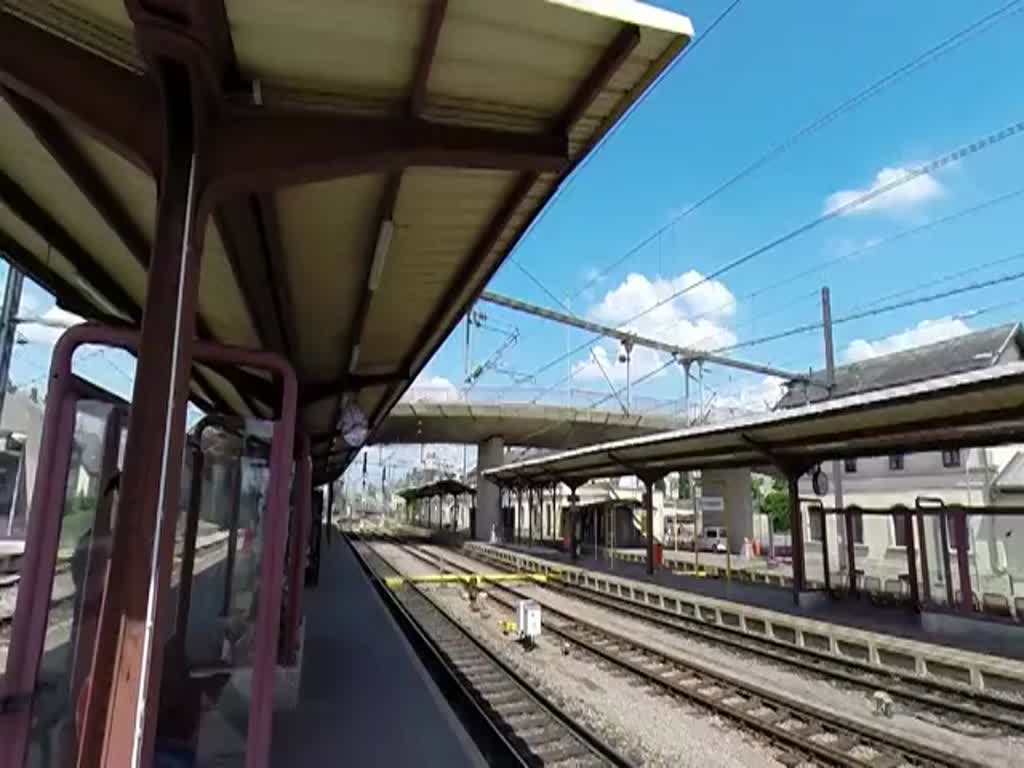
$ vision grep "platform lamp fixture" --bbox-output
[368,219,395,293]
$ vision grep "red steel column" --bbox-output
[644,478,656,575]
[788,473,806,603]
[91,62,208,767]
[904,511,920,610]
[953,509,973,615]
[284,436,311,665]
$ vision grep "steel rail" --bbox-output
[385,537,988,768]
[347,533,631,768]
[454,542,1024,733]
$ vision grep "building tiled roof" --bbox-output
[776,323,1021,409]
[993,450,1024,492]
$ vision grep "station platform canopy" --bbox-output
[398,478,476,501]
[0,0,694,484]
[483,363,1024,483]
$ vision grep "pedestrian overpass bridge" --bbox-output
[372,401,687,449]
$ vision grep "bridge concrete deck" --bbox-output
[372,401,686,449]
[466,542,1024,696]
[270,532,485,767]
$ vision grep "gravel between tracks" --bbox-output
[423,543,1024,768]
[372,542,784,768]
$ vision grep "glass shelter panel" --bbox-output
[24,400,124,767]
[964,511,1024,617]
[164,420,277,768]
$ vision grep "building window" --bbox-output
[852,513,864,544]
[807,509,824,542]
[892,514,908,547]
[888,454,905,471]
[945,515,971,551]
[843,458,857,473]
[941,449,961,468]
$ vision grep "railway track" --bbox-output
[1,535,230,640]
[444,539,1024,735]
[347,533,631,768]
[382,536,991,768]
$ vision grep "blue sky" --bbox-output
[415,0,1024,415]
[4,0,1024,453]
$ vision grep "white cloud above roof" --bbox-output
[824,166,945,217]
[844,316,971,362]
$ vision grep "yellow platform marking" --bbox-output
[384,572,549,588]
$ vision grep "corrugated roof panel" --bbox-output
[68,125,155,235]
[69,126,262,352]
[0,98,147,311]
[9,0,139,72]
[227,0,428,101]
[277,174,384,380]
[777,324,1020,408]
[0,202,90,305]
[487,365,1024,481]
[198,223,262,351]
[193,364,251,417]
[358,168,512,370]
[301,397,339,440]
[431,1,613,115]
[1,0,695,479]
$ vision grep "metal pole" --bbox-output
[624,342,632,414]
[644,477,656,575]
[463,313,471,484]
[683,360,691,425]
[698,361,705,424]
[568,483,579,560]
[0,264,24,421]
[788,473,805,603]
[6,445,22,537]
[822,287,847,584]
[566,295,572,406]
[528,485,534,547]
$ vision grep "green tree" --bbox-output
[752,477,790,532]
[678,473,691,500]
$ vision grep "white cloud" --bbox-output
[712,376,786,416]
[17,305,84,347]
[402,373,463,403]
[844,316,971,362]
[824,166,944,217]
[573,343,670,385]
[572,269,737,384]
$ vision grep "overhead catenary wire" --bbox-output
[635,184,1024,342]
[494,3,1024,399]
[718,264,1024,355]
[567,0,1024,301]
[598,251,1024,413]
[504,0,745,275]
[506,184,1024,404]
[524,119,1024,400]
[663,216,1024,359]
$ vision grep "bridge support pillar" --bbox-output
[700,467,754,553]
[475,436,504,540]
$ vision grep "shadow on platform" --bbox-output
[270,534,485,767]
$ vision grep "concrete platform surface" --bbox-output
[470,542,1024,695]
[270,534,485,767]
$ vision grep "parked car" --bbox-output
[698,526,728,553]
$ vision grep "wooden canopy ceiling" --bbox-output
[0,0,693,482]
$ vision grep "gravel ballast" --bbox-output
[421,543,1024,768]
[372,541,784,768]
